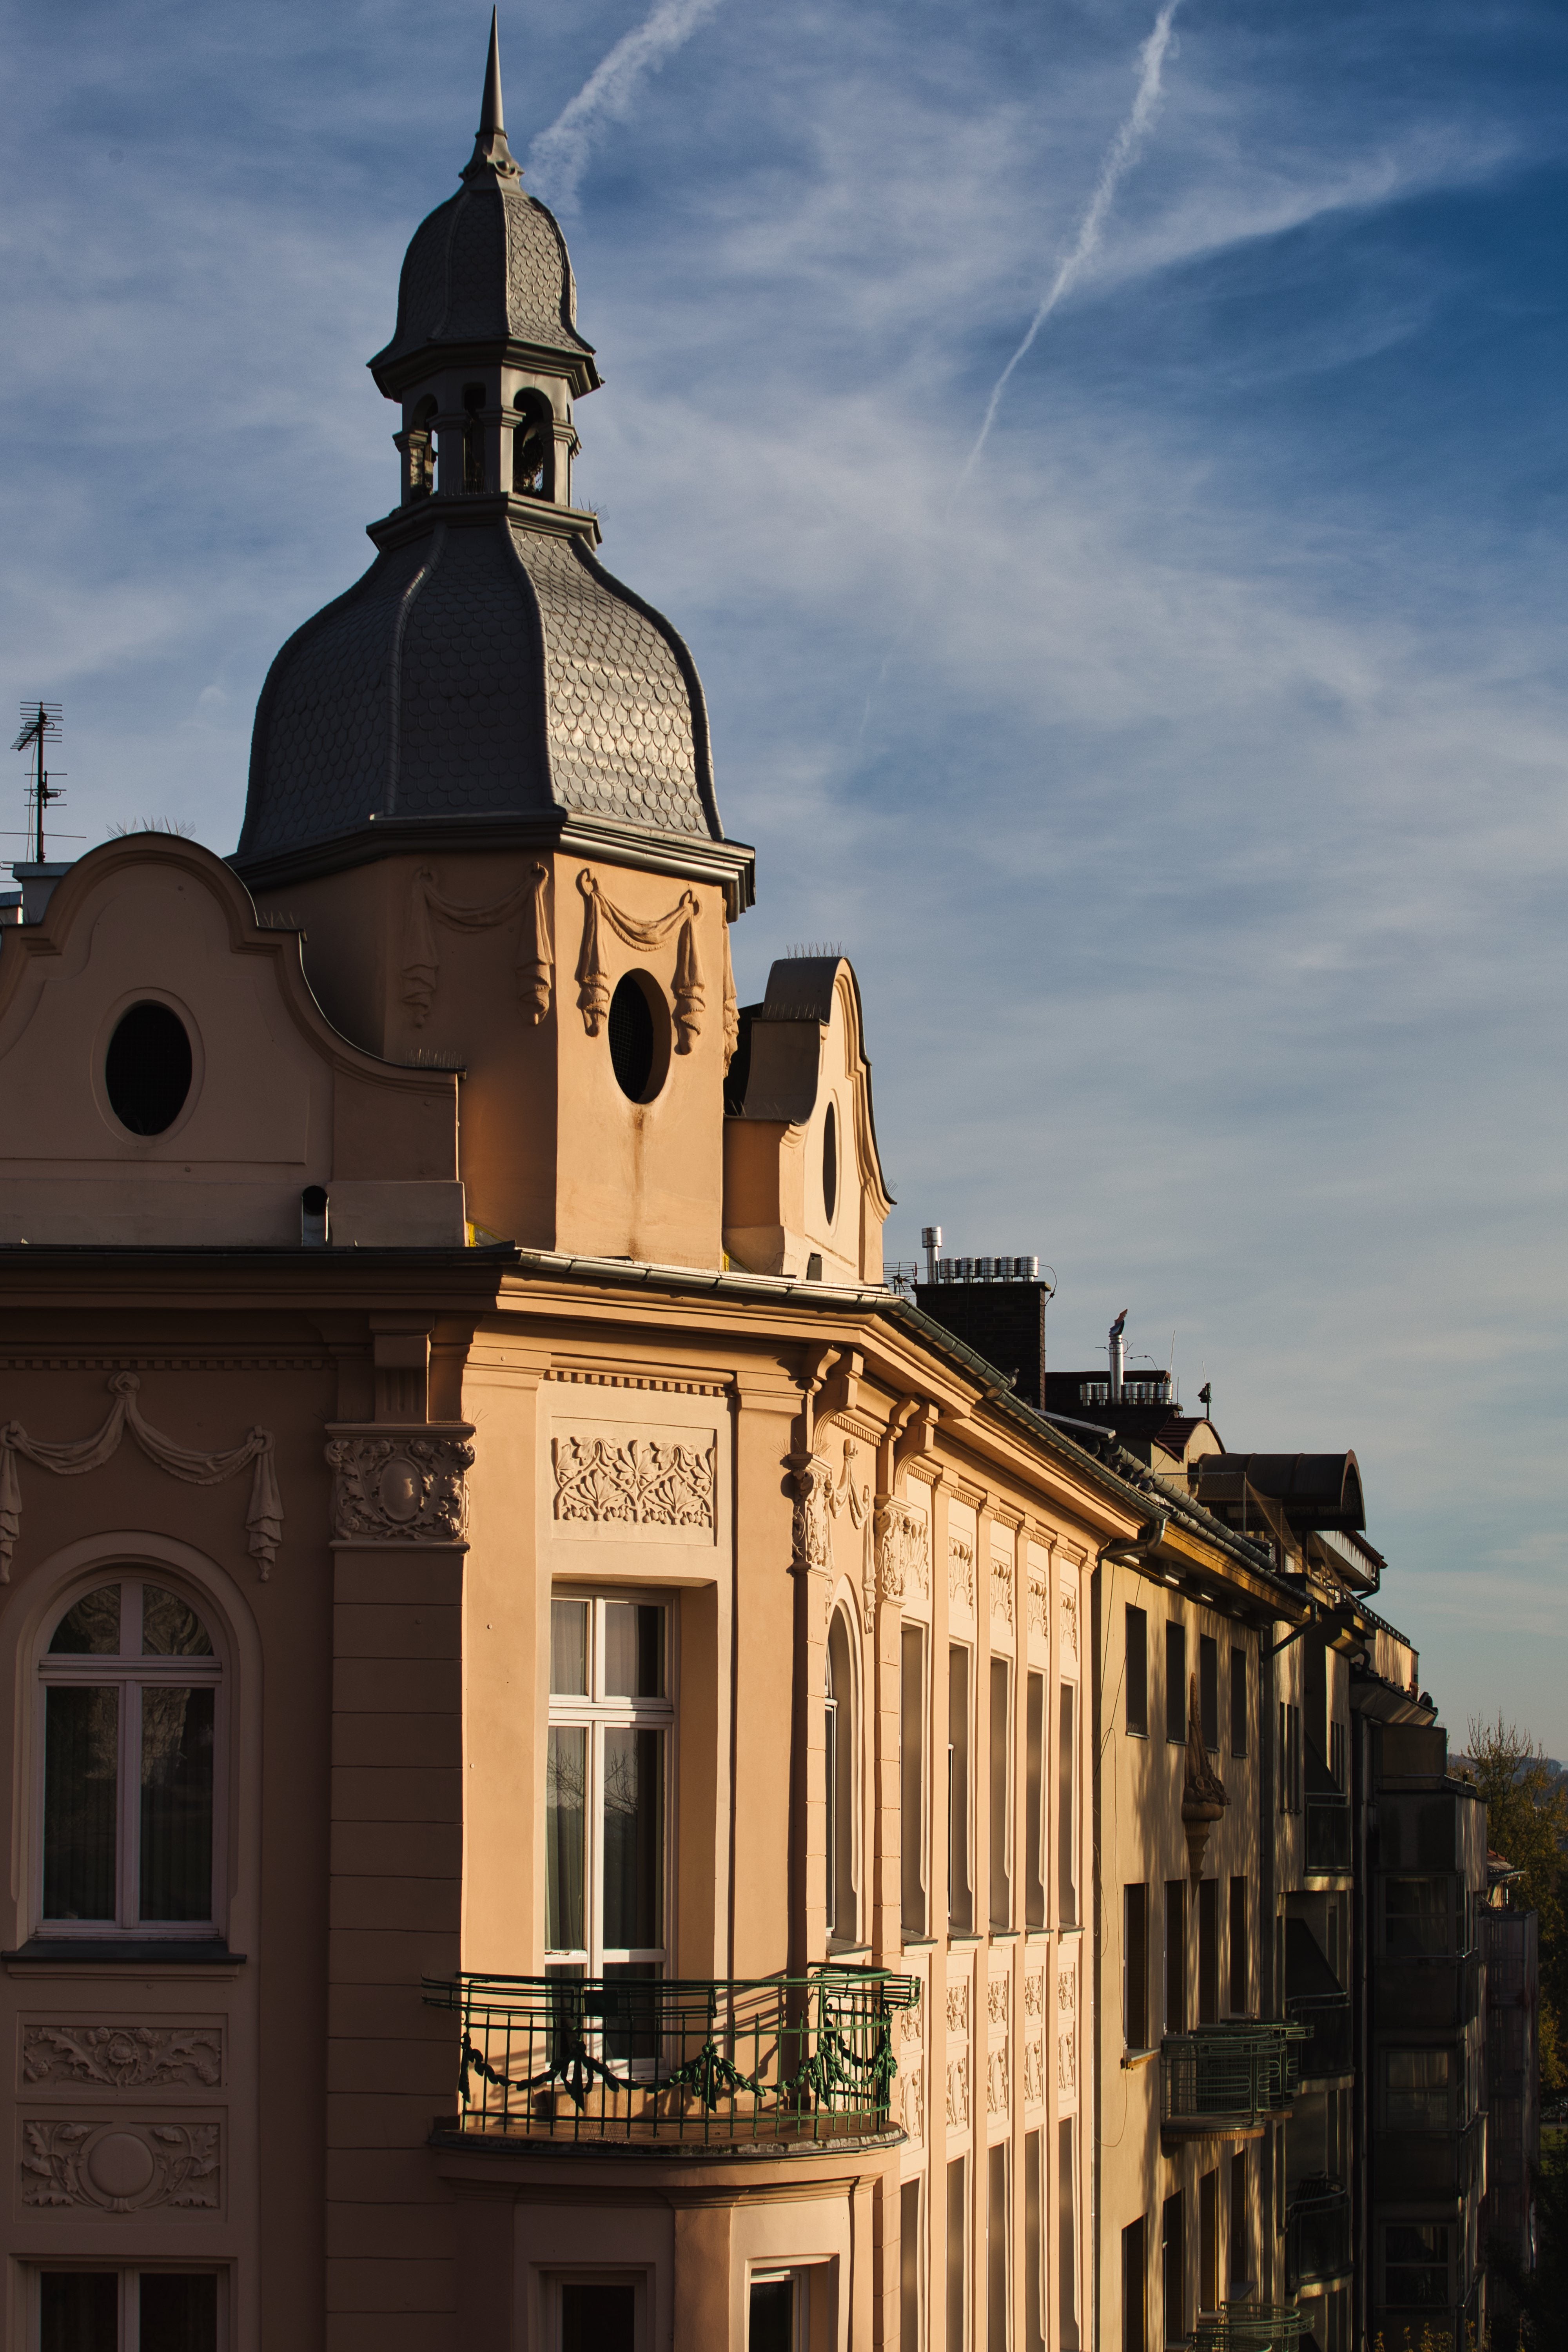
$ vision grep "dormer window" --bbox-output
[513,391,554,501]
[462,384,486,493]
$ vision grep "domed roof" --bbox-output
[234,19,743,892]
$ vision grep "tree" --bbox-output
[1465,1715,1568,2095]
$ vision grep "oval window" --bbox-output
[822,1100,838,1224]
[607,972,669,1103]
[105,1001,192,1135]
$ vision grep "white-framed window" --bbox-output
[33,2264,223,2351]
[548,2269,645,2352]
[750,2261,833,2351]
[546,1593,672,1986]
[36,1579,223,1941]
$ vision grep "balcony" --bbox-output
[1286,2178,1352,2288]
[1193,2305,1308,2349]
[1288,1990,1352,2081]
[1374,1949,1481,2031]
[1304,1792,1352,1876]
[1373,2111,1485,2205]
[422,1966,920,2148]
[1160,2021,1309,2138]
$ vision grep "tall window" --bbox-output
[1057,1683,1078,1927]
[1228,1878,1249,2014]
[1229,1645,1248,1758]
[1199,2171,1219,2314]
[901,1625,927,1936]
[1165,1622,1187,1744]
[1121,2217,1146,2352]
[1124,1884,1149,2049]
[987,2145,1009,2350]
[1197,1880,1219,2025]
[36,2269,219,2352]
[1164,1880,1186,2034]
[826,1610,858,1943]
[1058,2122,1080,2348]
[949,1647,973,1934]
[1228,2150,1250,2288]
[461,382,486,492]
[901,2178,923,2352]
[1161,2194,1184,2347]
[39,1581,220,1938]
[1025,1674,1046,1931]
[1125,1608,1147,1737]
[989,1660,1012,1931]
[546,1595,670,1982]
[1199,1635,1219,1751]
[947,2157,969,2352]
[512,389,554,499]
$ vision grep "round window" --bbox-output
[105,1001,192,1136]
[822,1101,838,1225]
[607,972,670,1103]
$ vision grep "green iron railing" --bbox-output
[1192,2305,1308,2350]
[1161,2020,1310,2131]
[422,1965,920,2146]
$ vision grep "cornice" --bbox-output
[364,489,602,556]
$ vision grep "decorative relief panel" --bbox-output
[876,1499,929,1607]
[989,1553,1014,1630]
[552,1423,717,1543]
[945,2051,969,2131]
[948,1536,975,1612]
[946,1977,970,2037]
[1060,1588,1079,1661]
[1057,1965,1078,2094]
[22,2119,220,2212]
[1027,1565,1049,1642]
[791,1453,834,1576]
[327,1426,473,1544]
[1023,1968,1047,2109]
[986,2043,1010,2116]
[900,2037,924,2145]
[986,1975,1010,2030]
[23,2025,221,2091]
[1022,2036,1045,2107]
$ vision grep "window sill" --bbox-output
[1121,2046,1160,2071]
[989,1928,1021,1942]
[3,1939,245,1969]
[901,1936,940,1951]
[947,1932,984,1947]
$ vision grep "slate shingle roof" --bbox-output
[373,181,594,372]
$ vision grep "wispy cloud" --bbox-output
[526,0,726,209]
[957,0,1183,487]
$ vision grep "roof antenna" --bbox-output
[11,703,65,864]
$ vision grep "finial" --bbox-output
[462,9,522,184]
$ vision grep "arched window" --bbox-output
[407,395,438,499]
[38,1579,222,1938]
[825,1609,857,1945]
[512,389,555,501]
[462,383,487,494]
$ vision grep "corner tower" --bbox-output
[235,18,754,1267]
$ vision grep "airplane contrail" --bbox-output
[956,0,1183,490]
[527,0,726,208]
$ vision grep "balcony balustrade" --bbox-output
[1193,2303,1308,2349]
[1160,2020,1309,2136]
[1286,2178,1353,2288]
[1374,1948,1481,2031]
[1304,1791,1352,1875]
[1287,1990,1352,2080]
[422,1965,919,2148]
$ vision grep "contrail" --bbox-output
[956,0,1182,489]
[527,0,725,207]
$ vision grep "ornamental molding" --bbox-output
[987,2043,1010,2116]
[553,1428,716,1540]
[945,2052,969,2130]
[0,1354,328,1372]
[986,1975,1010,2029]
[790,1442,873,1625]
[790,1454,835,1580]
[544,1369,730,1397]
[0,1372,281,1583]
[326,1424,474,1546]
[1023,2036,1045,2107]
[1027,1568,1050,1642]
[22,2119,220,2212]
[23,2026,222,2092]
[1059,1589,1079,1661]
[902,2061,924,2145]
[945,1978,970,2037]
[948,1536,975,1612]
[401,861,554,1028]
[576,869,705,1054]
[875,1498,929,1607]
[1023,1971,1046,2025]
[989,1552,1013,1629]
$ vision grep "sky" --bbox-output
[1,0,1565,1743]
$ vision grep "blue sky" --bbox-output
[2,0,1566,1743]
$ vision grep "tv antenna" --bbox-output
[11,701,73,865]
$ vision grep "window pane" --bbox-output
[140,2272,219,2352]
[48,1585,121,1655]
[44,1686,119,1920]
[142,1587,213,1658]
[140,1686,215,1922]
[563,2281,636,2352]
[604,1602,663,1698]
[603,1727,663,1949]
[1385,2222,1449,2307]
[1387,2047,1450,2130]
[1385,1877,1450,1957]
[546,1726,587,1952]
[550,1599,588,1695]
[750,2275,796,2352]
[601,1960,660,2063]
[40,2273,118,2352]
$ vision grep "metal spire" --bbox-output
[462,9,522,183]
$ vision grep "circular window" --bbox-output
[607,972,670,1103]
[105,1001,192,1136]
[822,1101,838,1224]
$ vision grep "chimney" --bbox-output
[1108,1310,1128,1403]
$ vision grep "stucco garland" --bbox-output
[0,1373,281,1582]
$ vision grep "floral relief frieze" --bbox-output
[22,2025,222,2091]
[1027,1569,1049,1641]
[553,1428,716,1537]
[1060,1589,1079,1660]
[327,1427,473,1545]
[22,2119,220,2212]
[875,1499,929,1606]
[948,1536,975,1611]
[989,1553,1013,1628]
